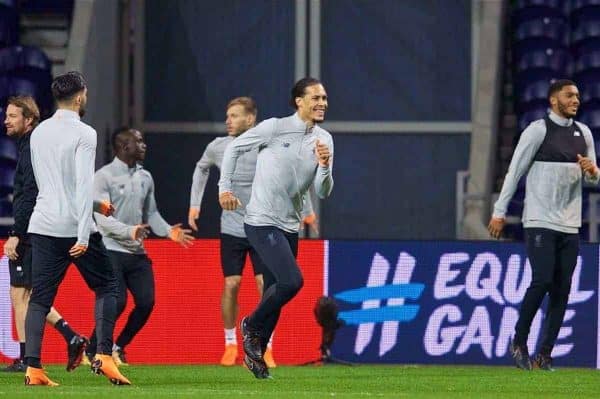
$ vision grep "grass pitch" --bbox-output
[0,364,599,398]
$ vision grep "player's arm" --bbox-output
[4,149,36,259]
[313,135,334,199]
[301,192,318,234]
[578,123,600,184]
[13,147,36,238]
[488,121,546,238]
[219,119,275,210]
[71,128,97,255]
[144,174,193,247]
[93,171,147,241]
[189,143,215,231]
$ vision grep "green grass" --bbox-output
[1,364,599,398]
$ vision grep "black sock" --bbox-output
[25,357,42,369]
[54,319,77,343]
[19,342,26,360]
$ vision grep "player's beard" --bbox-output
[557,101,576,118]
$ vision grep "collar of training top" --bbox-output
[112,156,142,172]
[548,110,573,127]
[53,109,80,120]
[292,112,316,134]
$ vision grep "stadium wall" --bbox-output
[0,239,598,368]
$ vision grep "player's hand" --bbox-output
[69,243,88,258]
[487,217,505,239]
[219,192,242,211]
[303,212,319,235]
[169,223,194,247]
[188,207,200,231]
[577,154,599,177]
[315,139,331,167]
[131,224,150,241]
[97,200,115,217]
[3,236,19,261]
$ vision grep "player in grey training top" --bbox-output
[87,127,194,366]
[25,71,130,386]
[489,79,599,371]
[189,97,316,367]
[218,77,333,378]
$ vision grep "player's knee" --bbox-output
[116,295,127,314]
[281,275,303,297]
[292,274,304,293]
[136,296,155,315]
[224,277,242,293]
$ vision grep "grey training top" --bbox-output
[219,113,333,233]
[190,135,256,237]
[94,157,171,254]
[190,134,315,237]
[494,111,599,233]
[28,109,98,245]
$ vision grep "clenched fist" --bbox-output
[315,139,331,167]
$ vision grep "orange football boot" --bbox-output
[24,367,59,386]
[91,354,131,385]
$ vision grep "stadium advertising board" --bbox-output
[1,239,599,368]
[328,241,599,368]
[0,239,323,365]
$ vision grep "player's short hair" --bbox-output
[111,126,136,152]
[227,96,257,116]
[51,71,87,102]
[547,79,577,100]
[290,77,322,109]
[7,95,40,128]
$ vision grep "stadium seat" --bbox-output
[578,105,600,133]
[0,77,40,104]
[513,69,562,95]
[579,79,600,104]
[0,5,18,48]
[513,17,568,46]
[0,167,14,196]
[0,0,16,8]
[516,79,553,111]
[574,50,600,75]
[570,0,600,20]
[572,18,600,44]
[513,2,566,27]
[0,136,17,166]
[572,17,600,55]
[518,106,548,131]
[0,46,52,73]
[515,0,565,7]
[514,43,571,75]
[18,0,74,14]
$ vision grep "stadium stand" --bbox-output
[496,0,600,241]
[0,1,62,234]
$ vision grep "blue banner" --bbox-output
[327,241,599,367]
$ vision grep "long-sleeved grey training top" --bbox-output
[190,135,256,237]
[28,109,97,245]
[493,110,599,233]
[190,134,315,237]
[218,112,333,233]
[94,157,171,254]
